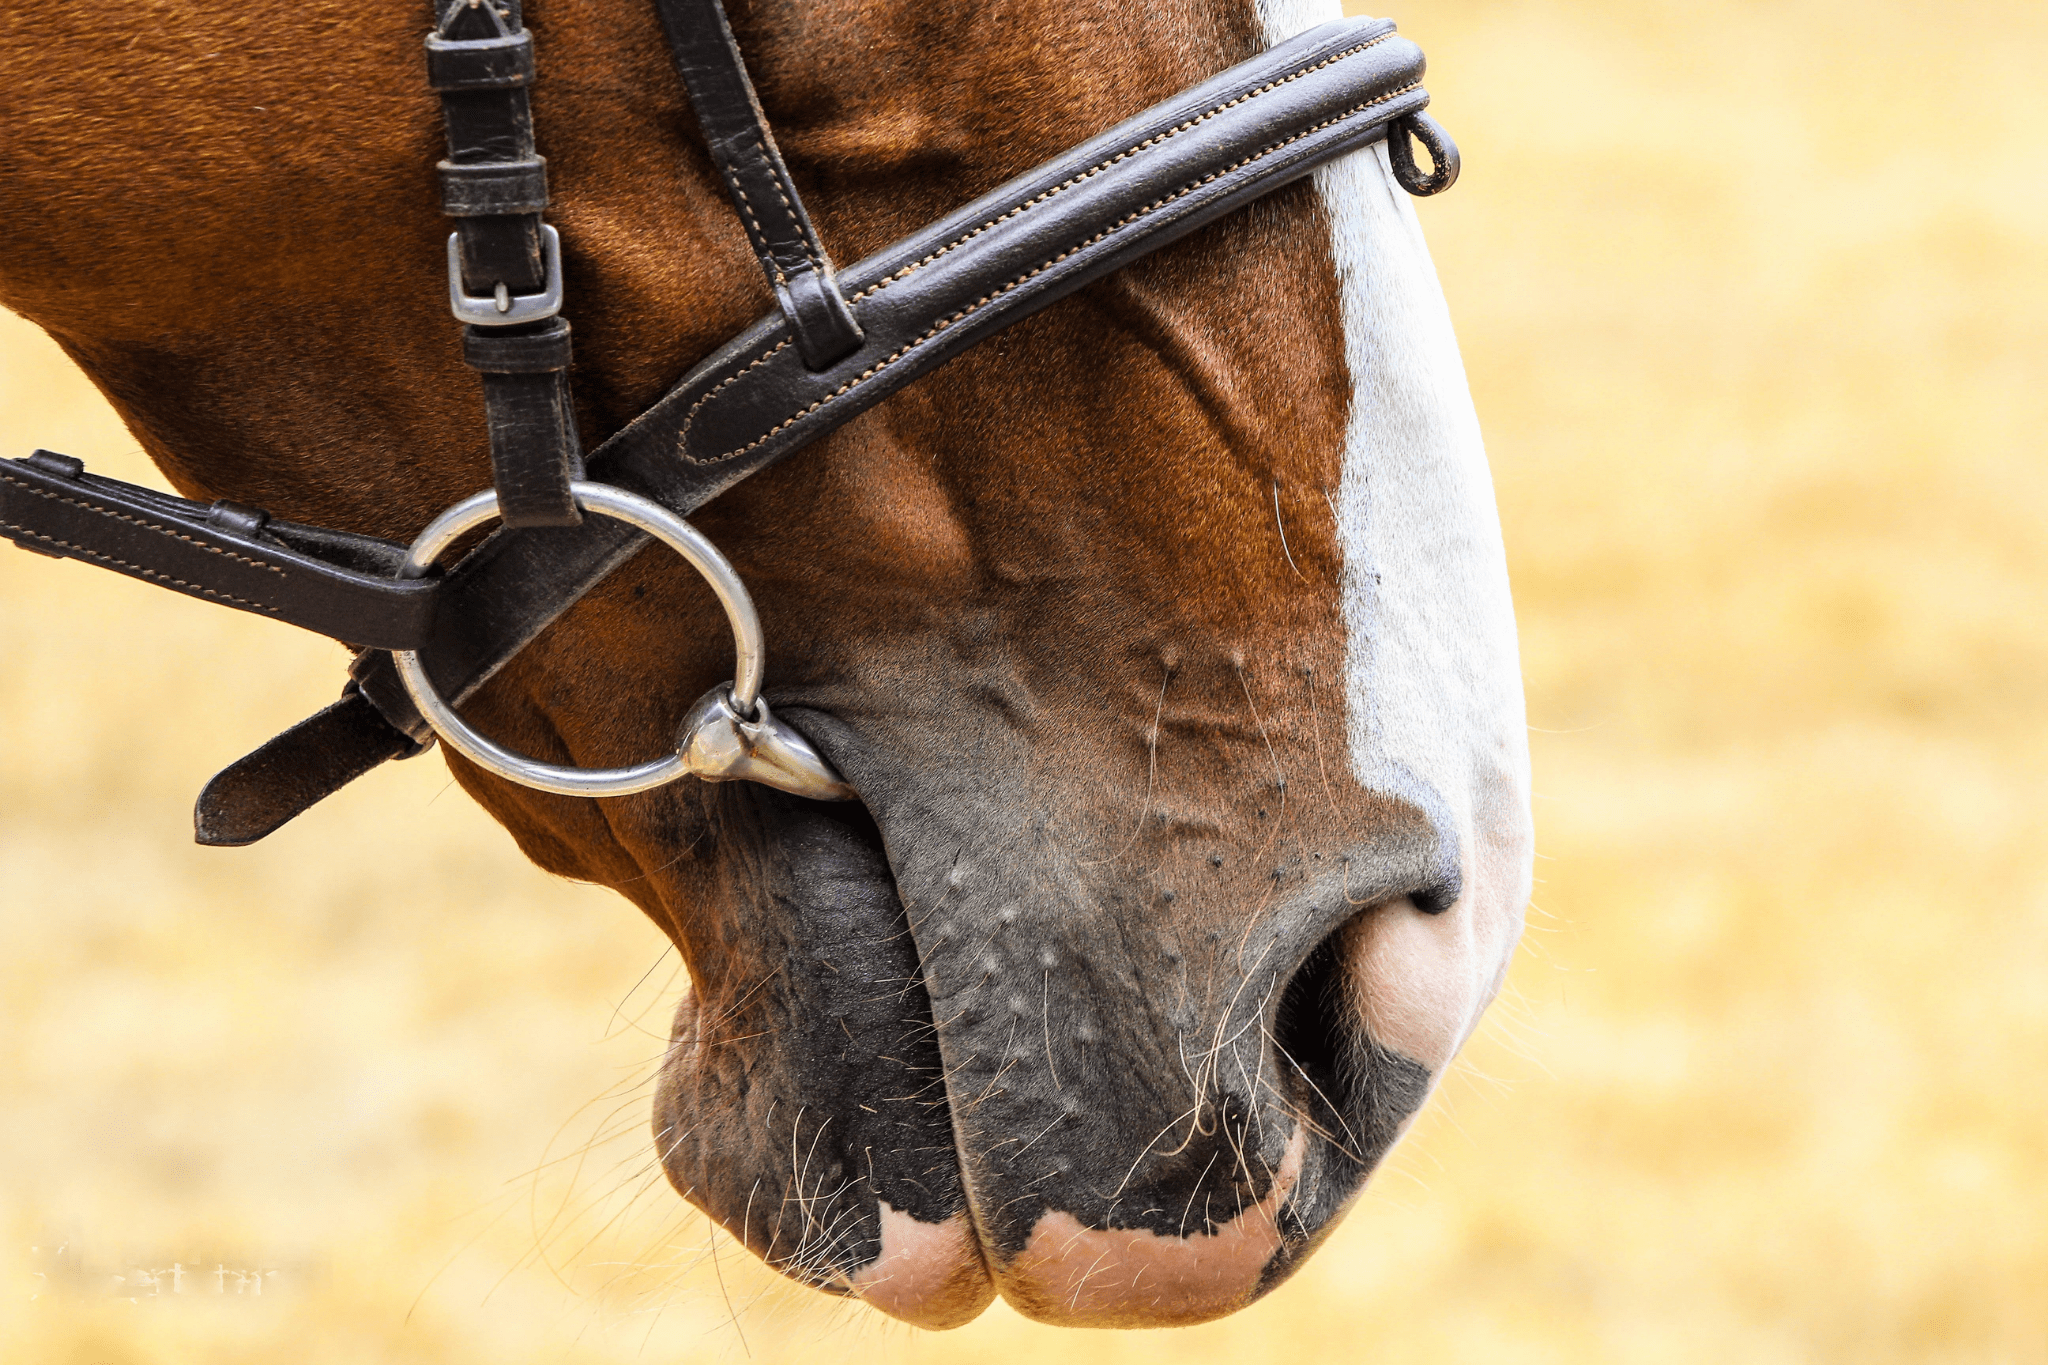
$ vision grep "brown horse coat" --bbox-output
[0,0,1530,1329]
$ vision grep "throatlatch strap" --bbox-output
[650,0,863,370]
[429,0,585,528]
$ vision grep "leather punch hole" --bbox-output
[1389,111,1459,196]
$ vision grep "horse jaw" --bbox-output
[581,3,1527,1329]
[502,0,1533,1331]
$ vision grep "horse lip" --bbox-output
[760,701,866,791]
[708,706,1453,1324]
[649,719,996,1325]
[999,1125,1313,1328]
[845,1206,992,1329]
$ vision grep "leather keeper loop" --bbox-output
[25,450,84,480]
[439,157,549,217]
[463,317,573,373]
[778,265,864,371]
[425,31,535,90]
[1388,111,1459,197]
[206,500,271,538]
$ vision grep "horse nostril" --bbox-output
[1272,918,1351,1120]
[1271,907,1440,1167]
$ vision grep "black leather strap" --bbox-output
[430,0,584,528]
[464,317,585,527]
[651,0,864,371]
[0,450,440,651]
[341,17,1428,736]
[1388,111,1459,196]
[178,17,1444,839]
[621,20,1430,489]
[430,0,546,298]
[193,688,428,847]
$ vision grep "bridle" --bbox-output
[1,0,1458,843]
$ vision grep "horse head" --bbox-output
[0,0,1529,1329]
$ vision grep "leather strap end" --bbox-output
[193,689,426,847]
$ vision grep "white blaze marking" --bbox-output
[1258,1,1533,1043]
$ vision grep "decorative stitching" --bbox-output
[725,133,827,285]
[842,32,1395,309]
[760,136,823,272]
[678,65,1421,466]
[723,163,786,285]
[1,518,285,615]
[1,474,290,576]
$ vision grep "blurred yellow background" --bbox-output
[4,0,2044,1360]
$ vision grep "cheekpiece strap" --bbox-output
[0,450,440,650]
[650,0,864,370]
[428,0,585,528]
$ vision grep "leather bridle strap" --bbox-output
[0,451,438,650]
[431,0,586,529]
[337,16,1436,747]
[652,0,865,370]
[0,14,1458,845]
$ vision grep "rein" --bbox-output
[0,0,1458,843]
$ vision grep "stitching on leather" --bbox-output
[761,140,823,273]
[701,336,795,404]
[723,162,787,286]
[0,518,285,614]
[844,32,1395,308]
[1,474,289,576]
[728,134,824,284]
[680,68,1419,466]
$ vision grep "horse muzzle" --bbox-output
[645,701,1471,1330]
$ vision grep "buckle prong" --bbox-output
[447,223,564,326]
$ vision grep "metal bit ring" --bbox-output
[393,482,847,801]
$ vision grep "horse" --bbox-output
[0,0,1531,1331]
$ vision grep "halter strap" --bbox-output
[0,11,1457,846]
[652,0,865,370]
[428,0,586,530]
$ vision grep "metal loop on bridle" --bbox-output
[392,481,852,801]
[1388,111,1459,197]
[9,15,1465,841]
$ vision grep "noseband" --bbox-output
[1,0,1458,842]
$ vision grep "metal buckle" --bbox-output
[445,223,565,326]
[391,481,853,802]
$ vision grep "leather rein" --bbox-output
[0,0,1458,843]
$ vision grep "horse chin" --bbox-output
[646,785,996,1329]
[665,703,1470,1328]
[640,706,1480,1330]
